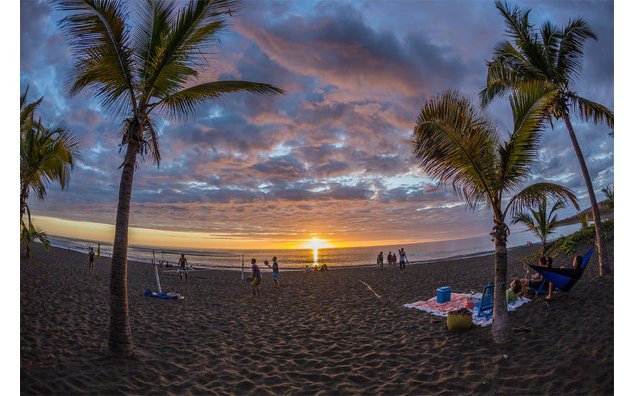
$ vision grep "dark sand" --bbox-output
[21,242,613,394]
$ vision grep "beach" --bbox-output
[21,242,613,394]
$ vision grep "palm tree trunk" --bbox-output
[562,113,610,276]
[20,184,30,259]
[20,184,28,225]
[492,221,510,344]
[108,139,140,357]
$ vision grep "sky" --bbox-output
[19,0,614,250]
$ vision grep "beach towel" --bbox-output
[404,292,530,327]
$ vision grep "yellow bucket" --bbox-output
[447,312,473,330]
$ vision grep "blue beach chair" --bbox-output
[475,283,494,318]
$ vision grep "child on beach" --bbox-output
[251,258,261,296]
[178,254,188,282]
[506,279,522,303]
[88,247,95,272]
[265,257,281,289]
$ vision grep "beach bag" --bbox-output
[447,309,472,330]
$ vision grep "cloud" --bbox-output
[22,0,614,246]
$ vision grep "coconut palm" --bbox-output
[480,0,613,276]
[56,0,284,357]
[20,87,80,258]
[512,198,566,254]
[413,87,578,343]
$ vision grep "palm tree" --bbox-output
[512,198,565,254]
[20,87,80,258]
[56,0,284,357]
[480,1,613,276]
[413,87,578,343]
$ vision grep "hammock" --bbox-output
[528,247,593,292]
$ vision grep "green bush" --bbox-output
[557,219,613,255]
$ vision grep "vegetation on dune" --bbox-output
[20,86,80,259]
[55,0,284,358]
[481,0,614,276]
[412,88,578,344]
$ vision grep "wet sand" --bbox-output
[21,242,613,394]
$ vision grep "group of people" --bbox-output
[376,248,409,270]
[506,255,584,303]
[249,257,281,296]
[304,263,328,272]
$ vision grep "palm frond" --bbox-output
[140,118,161,166]
[479,58,523,106]
[540,21,560,75]
[155,80,284,119]
[20,87,44,133]
[20,122,81,200]
[133,0,175,84]
[497,81,557,191]
[413,91,499,211]
[56,0,138,115]
[141,0,237,101]
[503,182,579,219]
[569,94,614,128]
[556,18,597,85]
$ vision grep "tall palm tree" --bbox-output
[512,198,565,254]
[413,87,578,343]
[480,0,613,276]
[20,87,80,258]
[56,0,284,357]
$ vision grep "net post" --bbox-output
[241,254,245,280]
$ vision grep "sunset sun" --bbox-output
[303,237,330,250]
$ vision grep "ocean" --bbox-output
[46,223,581,271]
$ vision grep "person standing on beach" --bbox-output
[265,257,281,289]
[251,258,262,296]
[387,251,393,270]
[88,247,95,272]
[377,251,384,269]
[178,253,188,282]
[399,248,409,270]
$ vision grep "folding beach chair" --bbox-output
[475,283,494,318]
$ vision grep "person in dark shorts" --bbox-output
[265,256,281,289]
[178,253,188,282]
[398,248,409,270]
[251,258,261,296]
[88,247,95,272]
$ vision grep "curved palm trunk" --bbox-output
[492,222,510,344]
[20,184,28,224]
[20,184,30,259]
[562,113,610,276]
[108,139,140,357]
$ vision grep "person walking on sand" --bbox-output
[251,258,261,296]
[377,251,384,269]
[387,251,393,270]
[265,256,281,289]
[178,253,188,282]
[399,248,409,270]
[88,247,95,272]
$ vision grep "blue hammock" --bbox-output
[528,247,594,292]
[144,289,182,300]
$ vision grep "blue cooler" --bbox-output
[437,286,451,303]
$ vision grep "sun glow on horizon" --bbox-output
[302,237,331,250]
